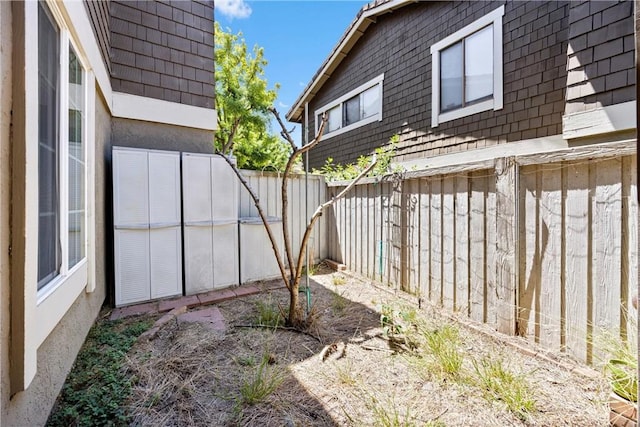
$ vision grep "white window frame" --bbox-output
[27,0,96,349]
[430,5,504,127]
[314,74,384,139]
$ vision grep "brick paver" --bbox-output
[110,281,286,321]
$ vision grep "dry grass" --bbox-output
[124,265,610,426]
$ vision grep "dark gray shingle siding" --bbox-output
[306,1,571,168]
[110,1,214,109]
[565,0,635,114]
[85,0,111,73]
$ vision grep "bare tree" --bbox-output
[215,109,377,327]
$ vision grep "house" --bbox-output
[287,0,636,169]
[0,1,215,424]
[287,0,637,362]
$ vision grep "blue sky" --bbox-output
[215,0,368,146]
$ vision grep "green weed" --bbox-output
[255,298,283,327]
[421,324,464,379]
[363,392,416,427]
[46,316,153,426]
[239,354,286,405]
[235,355,257,367]
[332,275,347,286]
[336,361,357,386]
[471,356,536,420]
[331,288,349,314]
[599,331,638,402]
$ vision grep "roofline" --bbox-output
[286,0,414,123]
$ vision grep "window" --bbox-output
[315,74,383,139]
[430,6,504,127]
[37,2,88,292]
[38,4,61,288]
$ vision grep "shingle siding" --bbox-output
[565,0,635,114]
[306,1,571,168]
[110,1,214,109]
[85,0,111,73]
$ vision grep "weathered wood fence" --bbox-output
[239,170,329,265]
[326,140,637,363]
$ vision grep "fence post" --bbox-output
[495,156,518,335]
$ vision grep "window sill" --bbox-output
[36,259,88,345]
[434,99,496,127]
[320,114,381,140]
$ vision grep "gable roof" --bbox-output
[286,0,414,123]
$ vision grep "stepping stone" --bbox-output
[177,307,226,333]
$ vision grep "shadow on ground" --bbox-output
[124,270,387,426]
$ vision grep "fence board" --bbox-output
[564,162,590,361]
[495,156,517,335]
[485,175,498,328]
[356,185,363,276]
[469,172,486,323]
[390,182,403,290]
[430,178,443,304]
[593,158,622,333]
[366,184,375,279]
[374,183,381,281]
[455,175,469,314]
[382,183,392,285]
[623,156,637,339]
[519,165,539,341]
[409,179,421,295]
[338,188,346,264]
[539,165,563,351]
[419,179,431,301]
[442,177,455,310]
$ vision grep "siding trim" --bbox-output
[562,100,636,139]
[112,92,218,131]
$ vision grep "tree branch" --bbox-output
[293,155,378,285]
[269,107,296,152]
[221,118,241,154]
[272,111,328,281]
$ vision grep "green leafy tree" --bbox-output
[214,23,290,171]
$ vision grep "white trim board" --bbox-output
[112,92,217,131]
[562,101,636,139]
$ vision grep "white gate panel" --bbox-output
[150,227,182,299]
[212,223,238,288]
[184,225,214,294]
[115,229,150,305]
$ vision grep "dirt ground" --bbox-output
[124,264,610,426]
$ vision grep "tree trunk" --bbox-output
[287,277,302,327]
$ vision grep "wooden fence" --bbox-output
[326,140,637,363]
[239,170,329,265]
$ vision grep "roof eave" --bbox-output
[286,0,415,123]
